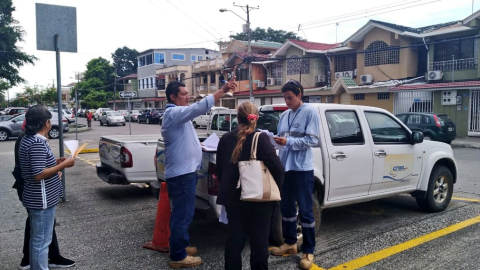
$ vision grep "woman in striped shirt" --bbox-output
[19,105,75,270]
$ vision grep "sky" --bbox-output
[8,0,480,97]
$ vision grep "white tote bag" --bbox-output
[237,132,281,202]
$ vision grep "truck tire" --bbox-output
[416,165,453,212]
[269,194,322,251]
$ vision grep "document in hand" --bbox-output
[64,140,89,157]
[201,132,220,151]
[258,129,284,150]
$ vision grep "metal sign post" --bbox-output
[36,3,77,202]
[119,91,137,135]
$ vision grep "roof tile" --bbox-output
[288,39,340,51]
[391,80,480,90]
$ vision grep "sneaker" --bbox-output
[270,243,297,256]
[18,257,29,270]
[299,253,314,269]
[48,255,76,268]
[170,255,202,269]
[185,246,197,256]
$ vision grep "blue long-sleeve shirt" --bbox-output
[277,103,320,171]
[161,95,214,178]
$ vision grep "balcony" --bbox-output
[195,84,219,94]
[193,58,225,72]
[429,57,478,71]
[157,90,166,97]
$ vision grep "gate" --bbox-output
[394,91,434,114]
[469,90,480,136]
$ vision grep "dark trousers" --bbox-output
[280,170,316,254]
[225,201,274,270]
[166,172,197,261]
[23,212,60,260]
[87,120,91,128]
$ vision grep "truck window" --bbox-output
[257,111,281,134]
[326,111,364,145]
[211,114,238,131]
[365,112,410,144]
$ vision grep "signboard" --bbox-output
[119,91,137,98]
[36,4,77,52]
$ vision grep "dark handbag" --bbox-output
[12,165,24,201]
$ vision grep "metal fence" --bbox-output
[470,90,480,135]
[429,58,478,71]
[394,91,434,114]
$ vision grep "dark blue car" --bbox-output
[137,108,164,124]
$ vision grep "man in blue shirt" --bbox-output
[271,80,320,270]
[162,78,236,268]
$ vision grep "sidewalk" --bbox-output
[451,136,480,149]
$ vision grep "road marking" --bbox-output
[266,249,326,270]
[75,155,96,167]
[452,197,480,203]
[328,214,480,270]
[65,148,99,155]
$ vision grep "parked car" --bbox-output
[0,115,15,122]
[127,110,141,122]
[192,106,228,128]
[0,108,5,115]
[395,112,456,144]
[77,109,86,117]
[137,108,163,124]
[118,110,129,120]
[94,108,111,121]
[0,112,69,141]
[49,108,76,124]
[8,107,27,115]
[99,111,126,126]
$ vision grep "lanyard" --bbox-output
[288,108,302,131]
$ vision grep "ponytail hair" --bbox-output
[231,102,258,163]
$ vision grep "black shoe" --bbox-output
[48,256,76,268]
[18,257,29,270]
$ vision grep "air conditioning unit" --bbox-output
[257,81,265,88]
[360,74,373,85]
[315,75,326,83]
[342,71,353,79]
[334,72,342,80]
[427,70,443,81]
[267,77,275,85]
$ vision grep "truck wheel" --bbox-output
[416,165,453,212]
[296,194,322,251]
[193,121,198,129]
[269,202,284,247]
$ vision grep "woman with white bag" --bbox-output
[216,101,284,270]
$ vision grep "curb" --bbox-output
[68,127,90,133]
[65,148,99,154]
[451,144,480,149]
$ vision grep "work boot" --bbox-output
[170,255,202,269]
[270,243,297,256]
[299,253,314,269]
[185,246,197,255]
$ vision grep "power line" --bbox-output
[176,0,227,40]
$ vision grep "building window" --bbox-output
[354,94,365,100]
[235,66,249,81]
[172,53,185,61]
[205,50,209,54]
[138,56,145,67]
[434,36,476,61]
[197,55,203,61]
[191,55,196,61]
[155,53,165,64]
[287,55,310,75]
[146,54,153,65]
[269,63,283,85]
[150,77,154,88]
[335,53,357,72]
[378,92,390,100]
[364,41,400,67]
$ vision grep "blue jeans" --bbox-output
[166,172,197,261]
[28,206,56,270]
[280,171,315,254]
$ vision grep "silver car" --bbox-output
[0,113,69,141]
[99,111,126,126]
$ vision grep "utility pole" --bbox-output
[75,72,79,140]
[114,63,117,110]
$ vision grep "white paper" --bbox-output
[258,129,284,150]
[64,140,79,157]
[202,132,220,151]
[219,205,228,224]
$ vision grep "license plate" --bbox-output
[448,127,454,131]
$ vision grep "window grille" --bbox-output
[287,55,310,75]
[354,94,365,100]
[335,53,357,72]
[377,93,390,100]
[364,41,400,67]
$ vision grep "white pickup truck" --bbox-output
[155,103,457,247]
[96,108,237,187]
[192,107,229,128]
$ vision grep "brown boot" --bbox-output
[270,243,297,256]
[299,253,314,269]
[185,246,197,255]
[170,255,202,268]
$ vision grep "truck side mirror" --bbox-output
[412,131,424,145]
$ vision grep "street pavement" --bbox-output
[1,117,480,269]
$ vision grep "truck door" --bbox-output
[363,111,423,194]
[323,109,373,201]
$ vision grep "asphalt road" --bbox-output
[1,118,480,269]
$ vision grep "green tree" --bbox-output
[112,46,139,78]
[0,0,37,86]
[10,94,28,107]
[82,90,109,109]
[41,87,58,106]
[229,27,304,43]
[23,85,42,105]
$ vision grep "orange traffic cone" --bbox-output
[143,181,170,252]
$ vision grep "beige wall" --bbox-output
[349,92,394,112]
[333,27,418,85]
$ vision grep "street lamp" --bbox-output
[220,4,259,103]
